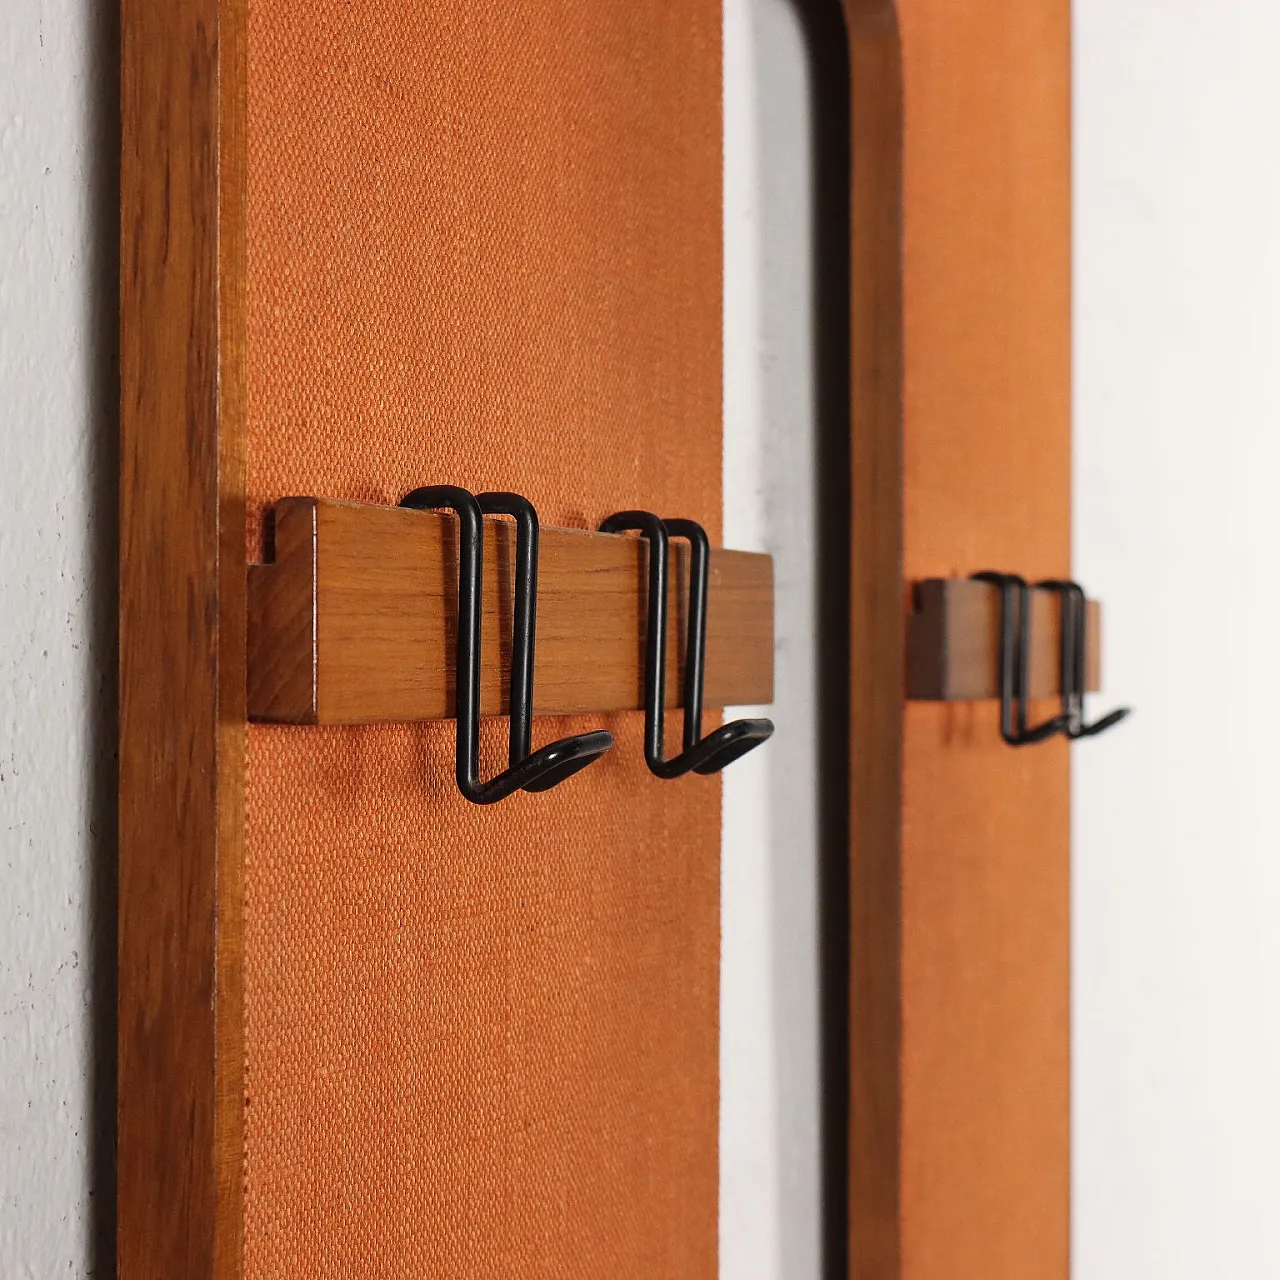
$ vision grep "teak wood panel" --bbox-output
[120,3,909,1278]
[120,2,757,1276]
[907,578,1102,701]
[119,1,246,1277]
[247,498,774,723]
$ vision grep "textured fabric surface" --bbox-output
[244,3,723,1276]
[897,0,1071,1275]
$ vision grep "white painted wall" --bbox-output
[722,3,823,1279]
[0,2,117,1276]
[1072,3,1280,1277]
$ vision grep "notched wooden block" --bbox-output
[247,499,318,722]
[247,497,775,724]
[907,578,1102,701]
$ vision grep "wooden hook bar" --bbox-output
[247,498,775,724]
[907,577,1103,701]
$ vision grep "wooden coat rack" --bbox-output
[248,497,775,724]
[907,578,1102,701]
[245,498,1107,726]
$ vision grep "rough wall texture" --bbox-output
[0,2,117,1276]
[721,2,825,1277]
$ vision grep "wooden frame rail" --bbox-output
[119,1,245,1276]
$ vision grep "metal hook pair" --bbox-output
[600,511,774,777]
[400,485,613,804]
[1037,579,1131,739]
[971,570,1129,746]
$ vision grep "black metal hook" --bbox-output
[599,511,774,777]
[1036,578,1131,738]
[400,485,613,803]
[971,570,1071,747]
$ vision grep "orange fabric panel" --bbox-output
[897,2,1071,1276]
[243,4,722,1276]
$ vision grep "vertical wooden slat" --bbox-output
[845,3,906,1277]
[118,2,246,1275]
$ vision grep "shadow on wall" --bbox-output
[726,0,853,1274]
[791,3,852,1278]
[88,1,121,1274]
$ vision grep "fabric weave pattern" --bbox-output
[245,3,724,1276]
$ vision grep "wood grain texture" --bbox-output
[118,2,246,1277]
[896,2,1072,1277]
[246,500,317,721]
[907,579,1102,701]
[844,3,905,1277]
[247,498,773,723]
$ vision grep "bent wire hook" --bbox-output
[1037,578,1131,739]
[600,510,774,777]
[971,570,1071,747]
[401,485,613,803]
